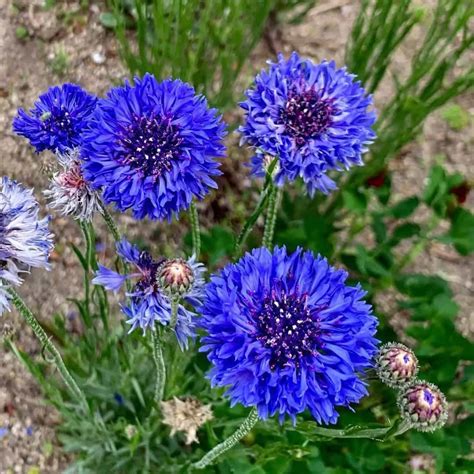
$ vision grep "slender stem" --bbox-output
[307,419,412,440]
[78,220,92,311]
[193,408,259,470]
[234,156,279,258]
[98,200,131,290]
[99,200,121,242]
[8,288,88,409]
[395,215,440,272]
[262,186,282,249]
[333,214,366,260]
[169,298,179,329]
[79,221,109,332]
[189,201,201,258]
[233,183,271,258]
[151,328,166,403]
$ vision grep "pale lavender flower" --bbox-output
[44,148,101,221]
[0,177,53,314]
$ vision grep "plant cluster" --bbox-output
[2,0,473,472]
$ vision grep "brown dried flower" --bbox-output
[160,397,213,445]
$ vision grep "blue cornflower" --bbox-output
[92,239,206,349]
[13,84,97,153]
[239,53,376,195]
[0,177,53,314]
[81,74,226,221]
[199,246,379,424]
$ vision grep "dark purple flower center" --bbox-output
[280,88,335,145]
[423,389,434,405]
[41,108,76,143]
[255,290,321,370]
[133,251,165,295]
[117,114,183,181]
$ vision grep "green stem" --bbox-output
[99,200,121,242]
[189,201,201,258]
[395,215,440,272]
[98,200,131,290]
[233,183,272,258]
[262,186,282,249]
[307,420,412,440]
[8,288,88,409]
[151,328,166,403]
[333,214,367,260]
[193,408,259,470]
[396,239,428,272]
[78,220,92,312]
[233,156,279,258]
[169,298,179,329]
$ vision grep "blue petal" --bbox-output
[93,265,127,292]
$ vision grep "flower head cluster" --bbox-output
[398,380,448,432]
[199,246,379,423]
[375,342,418,389]
[93,239,205,349]
[240,52,376,195]
[81,74,226,221]
[0,177,53,314]
[13,84,97,153]
[161,397,213,445]
[43,149,102,221]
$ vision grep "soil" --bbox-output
[0,0,472,472]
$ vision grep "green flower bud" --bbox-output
[398,380,448,432]
[376,342,418,389]
[157,258,195,296]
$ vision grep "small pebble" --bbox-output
[91,51,106,65]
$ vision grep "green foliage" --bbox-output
[108,0,275,108]
[346,0,420,94]
[8,0,474,472]
[15,25,29,40]
[272,159,474,472]
[48,49,70,77]
[446,208,474,255]
[423,163,463,217]
[272,0,318,24]
[441,103,470,131]
[346,0,473,180]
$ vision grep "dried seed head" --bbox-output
[124,424,138,440]
[1,323,15,341]
[160,397,213,445]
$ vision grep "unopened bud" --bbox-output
[157,258,195,296]
[376,342,418,389]
[398,380,448,432]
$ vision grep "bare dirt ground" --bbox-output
[0,0,472,472]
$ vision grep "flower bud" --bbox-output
[398,380,448,432]
[157,258,195,296]
[375,342,418,388]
